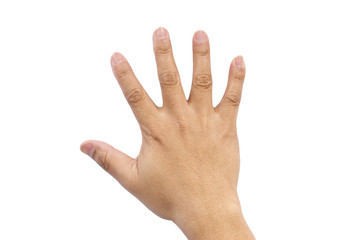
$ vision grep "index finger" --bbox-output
[111,52,158,125]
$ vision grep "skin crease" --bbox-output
[80,27,255,240]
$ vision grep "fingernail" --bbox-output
[111,53,124,65]
[195,30,207,42]
[235,56,244,68]
[155,27,168,40]
[81,142,94,158]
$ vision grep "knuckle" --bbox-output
[225,91,241,106]
[155,44,171,55]
[125,88,145,104]
[176,119,187,133]
[174,114,188,133]
[193,74,212,89]
[233,68,245,80]
[116,68,132,79]
[221,124,238,139]
[159,71,179,86]
[95,149,112,172]
[196,47,209,56]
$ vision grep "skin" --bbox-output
[80,27,255,240]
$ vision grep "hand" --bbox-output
[80,27,254,240]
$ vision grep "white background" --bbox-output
[0,0,360,239]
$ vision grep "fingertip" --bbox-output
[193,30,208,43]
[233,55,245,68]
[80,140,94,157]
[111,52,125,66]
[153,27,169,40]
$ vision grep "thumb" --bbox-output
[80,140,138,191]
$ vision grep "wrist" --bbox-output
[173,194,255,240]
